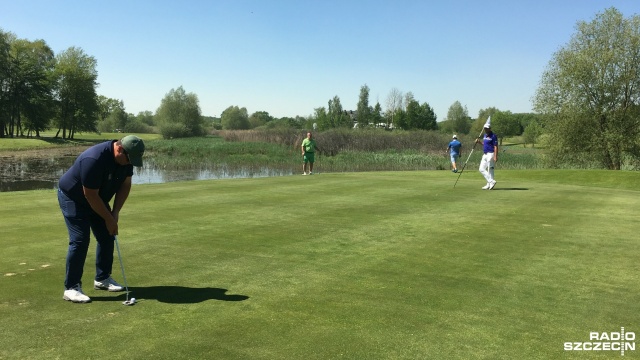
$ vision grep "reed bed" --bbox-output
[318,151,451,172]
[145,131,546,173]
[217,128,448,155]
[145,136,293,169]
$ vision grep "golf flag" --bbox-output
[483,116,491,129]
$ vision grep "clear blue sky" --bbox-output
[1,0,639,121]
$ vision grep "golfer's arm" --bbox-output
[83,187,114,222]
[112,176,132,214]
[493,145,498,160]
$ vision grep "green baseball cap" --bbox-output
[121,135,145,167]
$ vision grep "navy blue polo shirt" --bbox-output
[58,141,134,206]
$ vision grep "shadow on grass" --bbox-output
[92,286,249,304]
[34,136,100,146]
[492,188,529,191]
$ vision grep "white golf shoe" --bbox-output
[94,277,125,292]
[63,284,91,303]
[489,180,497,190]
[482,183,491,190]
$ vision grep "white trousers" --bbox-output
[479,152,495,183]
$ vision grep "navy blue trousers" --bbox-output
[57,189,114,289]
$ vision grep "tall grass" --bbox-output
[5,130,636,170]
[144,136,294,169]
[499,146,543,169]
[217,128,449,155]
[318,151,451,172]
[148,131,547,172]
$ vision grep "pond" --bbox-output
[0,156,294,192]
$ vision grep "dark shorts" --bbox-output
[303,152,315,163]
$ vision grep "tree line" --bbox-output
[0,29,99,139]
[0,27,536,143]
[2,7,638,169]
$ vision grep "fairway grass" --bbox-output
[1,170,638,359]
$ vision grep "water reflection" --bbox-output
[0,157,293,192]
[133,165,293,185]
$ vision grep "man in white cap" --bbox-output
[57,135,145,303]
[446,135,462,173]
[476,124,498,189]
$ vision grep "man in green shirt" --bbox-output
[301,132,321,175]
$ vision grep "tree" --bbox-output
[417,102,438,130]
[371,101,384,127]
[445,101,471,135]
[4,37,55,137]
[403,98,420,130]
[403,91,414,110]
[265,116,299,129]
[156,86,205,138]
[125,111,154,133]
[533,7,640,169]
[401,97,436,130]
[108,102,128,131]
[356,84,371,127]
[523,120,543,148]
[53,47,99,139]
[136,110,155,126]
[96,95,121,122]
[512,113,539,134]
[0,29,10,137]
[96,96,126,133]
[385,87,403,128]
[220,105,249,130]
[491,110,520,145]
[327,96,350,128]
[471,107,498,135]
[392,108,406,130]
[312,106,328,130]
[249,111,272,128]
[395,92,417,130]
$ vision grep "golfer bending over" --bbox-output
[301,132,321,175]
[57,135,145,303]
[476,125,498,190]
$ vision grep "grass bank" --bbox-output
[0,132,162,151]
[1,170,638,359]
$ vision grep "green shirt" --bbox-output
[302,138,317,153]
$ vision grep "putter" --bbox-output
[115,235,135,306]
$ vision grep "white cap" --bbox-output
[452,135,457,139]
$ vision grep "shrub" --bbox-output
[160,123,191,139]
[126,119,155,134]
